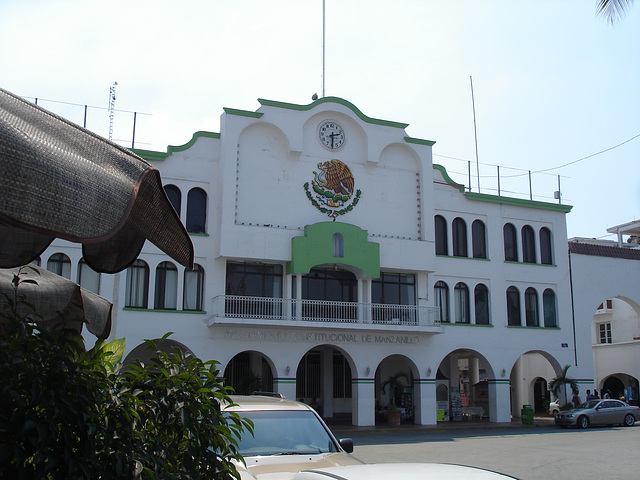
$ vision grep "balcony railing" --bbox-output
[212,295,441,329]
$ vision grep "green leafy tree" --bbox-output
[0,268,251,479]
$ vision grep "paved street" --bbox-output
[334,421,640,479]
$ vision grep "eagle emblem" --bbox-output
[304,159,361,220]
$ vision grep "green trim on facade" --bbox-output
[504,260,556,267]
[222,107,264,118]
[274,379,297,384]
[414,379,436,385]
[506,325,561,330]
[488,379,511,385]
[352,379,375,385]
[432,164,573,213]
[436,255,491,262]
[404,136,436,147]
[287,222,380,278]
[442,322,494,327]
[122,308,206,314]
[257,97,410,129]
[432,164,466,191]
[132,131,220,161]
[465,191,573,213]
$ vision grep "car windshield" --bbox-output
[236,410,340,457]
[580,400,601,409]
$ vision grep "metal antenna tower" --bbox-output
[108,82,118,141]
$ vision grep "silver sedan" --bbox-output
[555,399,640,428]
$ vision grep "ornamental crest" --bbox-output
[304,159,361,220]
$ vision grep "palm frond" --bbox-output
[597,0,634,25]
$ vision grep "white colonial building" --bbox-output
[40,96,609,426]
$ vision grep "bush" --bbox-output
[0,270,250,479]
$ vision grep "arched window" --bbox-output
[164,184,182,218]
[332,233,344,257]
[184,264,205,311]
[474,283,490,325]
[434,281,450,324]
[543,289,557,327]
[503,223,518,262]
[506,286,521,326]
[47,253,71,279]
[155,261,178,310]
[454,282,470,324]
[125,260,149,308]
[525,287,539,326]
[540,227,553,265]
[472,220,487,259]
[452,217,468,257]
[186,187,207,234]
[78,258,100,294]
[522,225,536,263]
[434,215,448,256]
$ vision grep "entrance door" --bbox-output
[534,378,548,413]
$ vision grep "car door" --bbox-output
[607,400,627,424]
[595,401,618,424]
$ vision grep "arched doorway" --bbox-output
[375,355,416,425]
[436,349,494,422]
[510,351,560,418]
[602,375,626,400]
[224,351,274,394]
[297,346,354,423]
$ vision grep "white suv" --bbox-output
[225,395,362,480]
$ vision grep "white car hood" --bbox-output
[236,452,363,480]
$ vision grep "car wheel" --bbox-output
[577,416,589,429]
[623,414,635,427]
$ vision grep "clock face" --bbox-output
[318,120,345,150]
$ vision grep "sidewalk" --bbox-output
[327,416,556,435]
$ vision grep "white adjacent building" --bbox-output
[41,96,634,426]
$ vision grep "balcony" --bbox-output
[208,295,443,333]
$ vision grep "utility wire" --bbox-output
[434,132,640,177]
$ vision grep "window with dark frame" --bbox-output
[186,187,207,234]
[522,225,536,263]
[540,227,553,265]
[155,261,178,310]
[543,289,557,327]
[184,264,205,311]
[435,215,448,256]
[164,184,182,218]
[503,223,518,262]
[474,283,490,324]
[506,286,521,326]
[125,259,149,308]
[599,322,612,344]
[525,287,539,326]
[452,218,468,257]
[472,220,487,259]
[434,281,450,323]
[454,282,470,323]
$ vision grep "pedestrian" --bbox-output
[585,389,592,401]
[572,390,582,408]
[592,390,599,399]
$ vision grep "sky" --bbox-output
[1,0,639,240]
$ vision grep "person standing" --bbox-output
[572,390,582,408]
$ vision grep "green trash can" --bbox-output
[521,404,534,425]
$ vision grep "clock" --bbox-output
[318,120,345,150]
